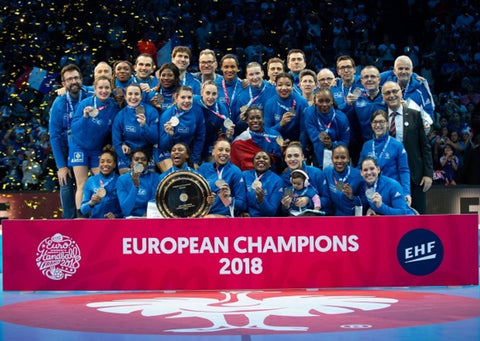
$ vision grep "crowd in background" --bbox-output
[1,0,480,192]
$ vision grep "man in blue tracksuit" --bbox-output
[49,64,93,218]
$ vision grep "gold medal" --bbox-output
[96,187,106,198]
[276,135,284,146]
[319,131,327,140]
[252,180,262,190]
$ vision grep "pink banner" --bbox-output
[2,215,478,291]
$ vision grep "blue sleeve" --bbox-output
[158,109,175,153]
[257,178,283,216]
[231,170,247,213]
[190,110,206,164]
[332,114,350,147]
[48,97,68,169]
[80,177,95,215]
[116,174,139,217]
[112,111,125,155]
[142,107,159,145]
[398,146,411,196]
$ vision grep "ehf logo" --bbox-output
[36,233,81,280]
[397,228,443,276]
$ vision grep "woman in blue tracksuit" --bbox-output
[241,150,284,217]
[323,145,364,216]
[358,109,411,205]
[360,157,414,216]
[152,62,180,113]
[198,139,247,216]
[304,87,350,169]
[116,148,160,217]
[280,141,331,213]
[70,75,120,214]
[263,72,309,144]
[194,80,232,162]
[112,84,159,174]
[80,145,122,218]
[156,86,206,169]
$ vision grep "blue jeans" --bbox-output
[60,173,76,219]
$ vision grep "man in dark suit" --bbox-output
[382,81,433,214]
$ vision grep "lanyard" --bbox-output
[334,166,350,184]
[221,79,238,107]
[316,108,336,133]
[247,83,266,107]
[250,129,277,143]
[371,135,391,160]
[201,99,226,120]
[93,97,108,112]
[276,98,297,112]
[99,174,115,188]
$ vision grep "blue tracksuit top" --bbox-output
[49,88,93,169]
[242,169,284,217]
[263,92,309,143]
[231,81,276,124]
[116,170,161,217]
[304,106,350,168]
[156,86,176,113]
[180,72,201,95]
[198,161,247,216]
[358,133,411,196]
[323,165,363,216]
[215,76,242,113]
[352,92,387,141]
[80,172,122,218]
[360,175,414,216]
[330,76,362,112]
[380,70,435,119]
[280,164,331,212]
[112,103,159,157]
[71,96,120,151]
[158,104,206,164]
[193,95,230,160]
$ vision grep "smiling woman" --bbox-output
[241,150,284,217]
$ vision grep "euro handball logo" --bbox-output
[397,229,444,276]
[36,233,82,280]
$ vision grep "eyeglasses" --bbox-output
[382,89,400,96]
[64,76,81,82]
[338,65,353,70]
[371,120,387,126]
[200,60,215,66]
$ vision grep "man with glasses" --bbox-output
[193,49,222,83]
[348,66,387,166]
[382,81,433,214]
[49,64,93,218]
[316,68,336,89]
[380,55,435,121]
[331,55,362,113]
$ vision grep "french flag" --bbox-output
[15,66,58,94]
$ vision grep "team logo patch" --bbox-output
[0,290,479,334]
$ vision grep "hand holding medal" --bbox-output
[135,105,146,126]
